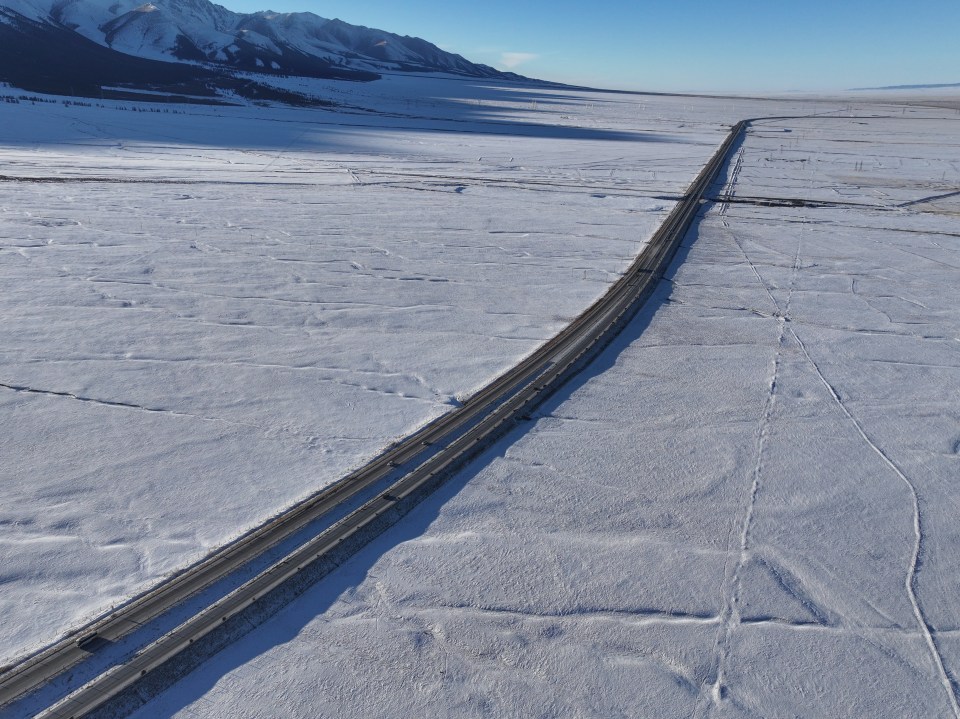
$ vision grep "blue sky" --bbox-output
[220,0,960,92]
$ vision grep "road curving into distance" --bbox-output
[1,118,752,719]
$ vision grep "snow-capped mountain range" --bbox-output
[0,0,519,102]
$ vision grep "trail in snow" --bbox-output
[696,195,807,717]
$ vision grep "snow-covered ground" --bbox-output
[1,76,853,665]
[121,107,960,717]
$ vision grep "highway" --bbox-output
[0,119,749,719]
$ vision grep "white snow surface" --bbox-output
[0,77,822,665]
[119,105,960,717]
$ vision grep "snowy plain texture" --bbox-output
[123,106,960,718]
[0,76,828,664]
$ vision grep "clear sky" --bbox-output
[218,0,960,93]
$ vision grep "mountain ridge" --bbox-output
[0,0,524,103]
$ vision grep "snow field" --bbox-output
[124,108,960,718]
[1,77,741,663]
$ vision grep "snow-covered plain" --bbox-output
[120,106,960,717]
[0,77,843,665]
